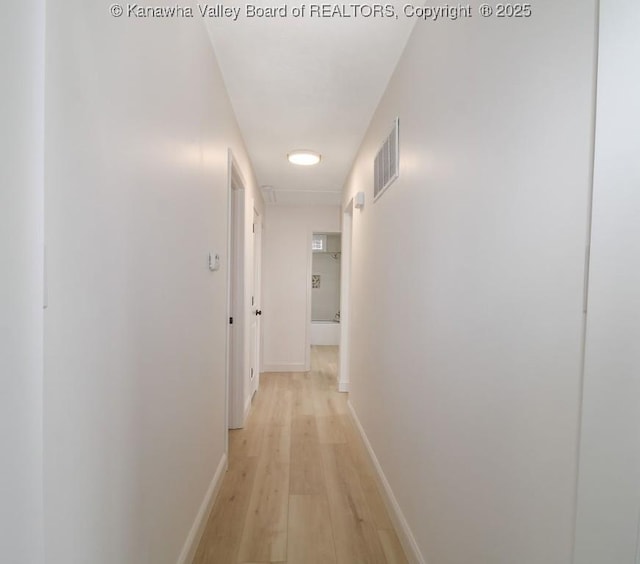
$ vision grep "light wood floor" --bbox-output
[193,345,408,564]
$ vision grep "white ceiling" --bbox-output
[205,3,416,205]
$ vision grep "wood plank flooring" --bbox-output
[193,346,407,564]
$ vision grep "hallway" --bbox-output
[5,2,640,563]
[194,346,407,564]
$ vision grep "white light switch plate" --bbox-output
[208,252,220,272]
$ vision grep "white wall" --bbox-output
[326,233,342,253]
[262,205,340,371]
[44,3,261,562]
[0,1,45,562]
[343,2,597,563]
[311,252,341,321]
[574,2,640,562]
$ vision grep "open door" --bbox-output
[249,208,262,399]
[227,153,246,430]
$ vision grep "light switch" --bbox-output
[209,252,221,272]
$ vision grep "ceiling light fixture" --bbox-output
[287,150,321,166]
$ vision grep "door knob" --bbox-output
[255,310,262,316]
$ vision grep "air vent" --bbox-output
[374,118,399,201]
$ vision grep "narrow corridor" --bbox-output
[194,346,407,563]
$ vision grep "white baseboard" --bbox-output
[176,452,228,564]
[262,362,307,372]
[338,381,350,393]
[347,401,426,564]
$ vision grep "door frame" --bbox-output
[304,230,313,372]
[338,198,354,392]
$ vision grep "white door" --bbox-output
[249,208,262,398]
[227,164,245,430]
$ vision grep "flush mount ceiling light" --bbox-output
[287,150,321,166]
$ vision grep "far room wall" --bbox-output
[262,204,340,371]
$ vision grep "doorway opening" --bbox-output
[310,232,342,348]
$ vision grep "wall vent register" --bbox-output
[374,117,399,201]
